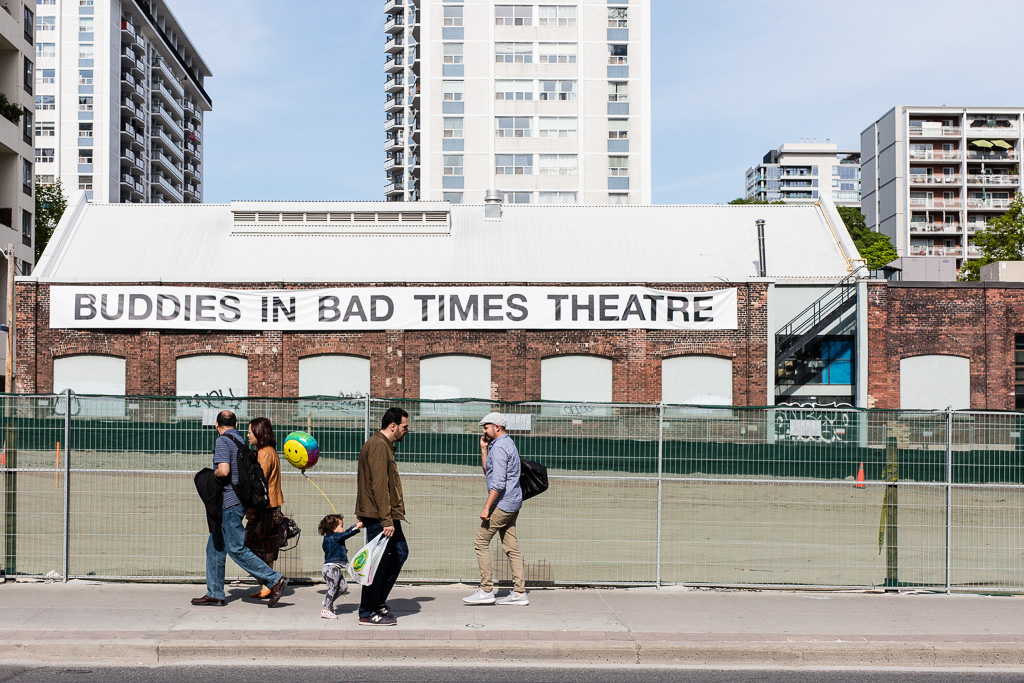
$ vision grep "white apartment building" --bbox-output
[745,142,860,207]
[0,2,37,390]
[384,0,651,205]
[33,0,210,203]
[861,106,1023,266]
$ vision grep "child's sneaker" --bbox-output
[320,608,338,619]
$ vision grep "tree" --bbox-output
[728,197,786,205]
[958,194,1024,281]
[836,206,899,270]
[34,178,68,261]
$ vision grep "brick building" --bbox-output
[15,195,865,407]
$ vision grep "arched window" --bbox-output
[176,355,248,417]
[540,355,612,402]
[662,355,733,405]
[419,355,491,400]
[900,355,970,410]
[298,355,370,399]
[53,355,126,416]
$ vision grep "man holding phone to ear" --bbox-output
[464,412,527,606]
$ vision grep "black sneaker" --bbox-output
[377,603,392,616]
[359,611,397,626]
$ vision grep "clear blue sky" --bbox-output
[170,0,1024,205]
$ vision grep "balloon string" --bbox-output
[302,471,337,514]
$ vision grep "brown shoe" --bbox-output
[267,577,288,608]
[191,595,225,607]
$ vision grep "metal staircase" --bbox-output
[775,268,863,365]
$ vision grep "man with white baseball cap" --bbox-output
[463,411,527,606]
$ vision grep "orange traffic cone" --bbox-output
[855,462,865,488]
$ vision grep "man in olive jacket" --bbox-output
[355,406,409,626]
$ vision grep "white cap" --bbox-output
[478,412,508,427]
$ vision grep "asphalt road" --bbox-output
[2,666,1024,683]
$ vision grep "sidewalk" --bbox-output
[2,580,1024,669]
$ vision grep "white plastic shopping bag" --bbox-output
[350,532,389,586]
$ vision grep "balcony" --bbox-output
[152,105,184,139]
[967,150,1017,161]
[908,198,961,209]
[908,124,961,137]
[384,182,405,197]
[384,0,404,14]
[152,59,181,95]
[385,54,405,73]
[384,155,402,171]
[966,174,1020,186]
[153,82,184,119]
[384,95,404,113]
[384,136,404,152]
[153,174,184,202]
[385,35,405,53]
[909,246,963,257]
[909,149,961,161]
[966,119,1019,136]
[966,197,1014,210]
[385,14,404,33]
[185,140,201,160]
[909,174,960,185]
[121,123,144,149]
[909,222,962,233]
[153,127,184,162]
[384,116,404,133]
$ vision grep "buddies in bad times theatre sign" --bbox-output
[50,286,738,331]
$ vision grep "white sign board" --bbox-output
[49,286,739,332]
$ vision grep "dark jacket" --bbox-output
[194,467,226,534]
[322,524,361,565]
[355,431,405,527]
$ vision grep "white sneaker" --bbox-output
[320,608,338,619]
[496,591,529,606]
[463,588,496,605]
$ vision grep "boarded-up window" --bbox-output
[176,355,248,417]
[541,355,613,402]
[662,356,733,405]
[900,355,970,410]
[53,355,126,416]
[420,355,491,400]
[298,355,370,399]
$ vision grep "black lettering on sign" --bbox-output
[413,294,433,322]
[667,296,689,322]
[184,295,191,322]
[128,294,152,321]
[156,294,180,321]
[344,296,367,322]
[572,295,594,322]
[319,296,341,323]
[599,294,619,322]
[75,294,97,320]
[643,294,664,321]
[693,296,714,322]
[438,294,445,322]
[370,295,394,322]
[621,294,646,321]
[450,294,478,321]
[195,295,217,322]
[547,294,568,321]
[220,296,241,322]
[506,293,528,322]
[100,294,124,321]
[483,294,503,322]
[261,296,268,323]
[272,296,296,323]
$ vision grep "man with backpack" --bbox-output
[463,412,528,606]
[192,410,287,608]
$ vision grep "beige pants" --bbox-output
[474,507,525,593]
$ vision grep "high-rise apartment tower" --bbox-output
[862,106,1022,266]
[33,0,211,203]
[384,0,651,204]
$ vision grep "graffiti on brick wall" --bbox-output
[774,401,852,443]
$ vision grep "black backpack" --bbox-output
[519,459,549,501]
[225,434,270,510]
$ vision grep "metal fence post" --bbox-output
[2,394,15,578]
[945,406,953,594]
[63,390,72,583]
[364,394,371,441]
[656,402,664,588]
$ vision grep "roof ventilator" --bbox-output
[484,189,503,220]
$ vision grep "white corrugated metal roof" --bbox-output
[30,195,863,284]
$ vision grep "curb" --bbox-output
[5,639,1024,669]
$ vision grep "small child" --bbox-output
[318,513,362,619]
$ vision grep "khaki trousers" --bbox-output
[474,507,525,593]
